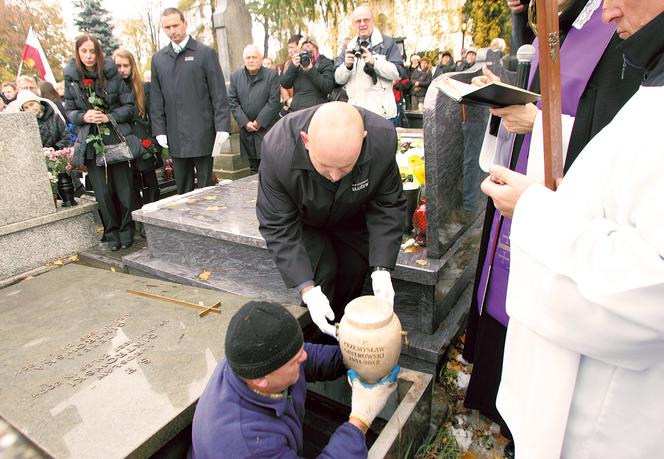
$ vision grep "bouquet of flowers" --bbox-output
[81,78,109,158]
[43,147,74,196]
[396,138,425,187]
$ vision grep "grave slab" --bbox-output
[0,264,307,459]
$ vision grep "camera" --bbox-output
[352,40,370,58]
[299,51,312,67]
[352,45,363,58]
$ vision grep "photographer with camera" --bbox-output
[280,37,335,113]
[334,4,404,126]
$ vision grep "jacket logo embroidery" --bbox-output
[185,56,194,62]
[351,179,369,192]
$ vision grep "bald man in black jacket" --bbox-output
[256,103,405,338]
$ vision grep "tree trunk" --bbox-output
[215,0,253,73]
[209,0,218,52]
[263,17,269,58]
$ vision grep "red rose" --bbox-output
[142,139,153,148]
[82,79,94,87]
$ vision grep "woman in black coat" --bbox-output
[64,34,138,250]
[113,48,161,228]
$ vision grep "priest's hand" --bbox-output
[471,64,501,87]
[481,165,536,219]
[301,286,336,338]
[507,0,526,14]
[490,103,538,134]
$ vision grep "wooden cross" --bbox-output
[536,0,564,190]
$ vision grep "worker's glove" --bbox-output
[348,365,400,429]
[371,270,395,308]
[156,135,168,148]
[301,286,336,338]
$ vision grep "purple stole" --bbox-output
[476,6,616,326]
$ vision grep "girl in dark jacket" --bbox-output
[17,90,72,149]
[113,48,161,232]
[64,34,138,251]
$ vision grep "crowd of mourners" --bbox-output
[0,4,491,251]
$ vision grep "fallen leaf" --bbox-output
[415,259,428,266]
[186,198,201,204]
[203,196,217,201]
[206,206,221,211]
[68,255,79,262]
[404,246,423,254]
[198,271,212,281]
[247,199,256,204]
[110,267,116,272]
[52,259,64,265]
[460,452,476,459]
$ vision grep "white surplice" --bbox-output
[497,85,664,458]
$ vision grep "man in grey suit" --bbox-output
[150,7,231,194]
[228,45,281,174]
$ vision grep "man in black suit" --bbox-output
[256,102,405,337]
[150,7,230,194]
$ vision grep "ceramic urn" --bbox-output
[336,295,404,384]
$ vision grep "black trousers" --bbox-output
[131,167,160,205]
[85,159,137,245]
[172,155,214,195]
[248,159,260,174]
[304,226,370,318]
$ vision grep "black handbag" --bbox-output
[95,116,139,167]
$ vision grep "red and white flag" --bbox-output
[20,27,56,84]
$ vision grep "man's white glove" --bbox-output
[348,365,400,429]
[371,270,395,308]
[301,286,336,338]
[156,135,168,148]
[212,131,230,157]
[216,131,229,144]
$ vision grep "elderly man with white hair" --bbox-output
[334,4,404,125]
[228,44,281,174]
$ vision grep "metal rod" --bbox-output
[126,289,221,315]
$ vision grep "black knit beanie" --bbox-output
[225,301,304,379]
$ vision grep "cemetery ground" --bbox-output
[0,251,508,459]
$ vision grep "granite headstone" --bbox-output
[0,113,98,279]
[0,112,55,226]
[422,62,489,257]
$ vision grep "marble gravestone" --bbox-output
[0,264,306,458]
[0,113,98,279]
[422,62,490,258]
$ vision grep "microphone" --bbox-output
[489,44,536,136]
[515,44,536,89]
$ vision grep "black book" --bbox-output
[437,76,540,108]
